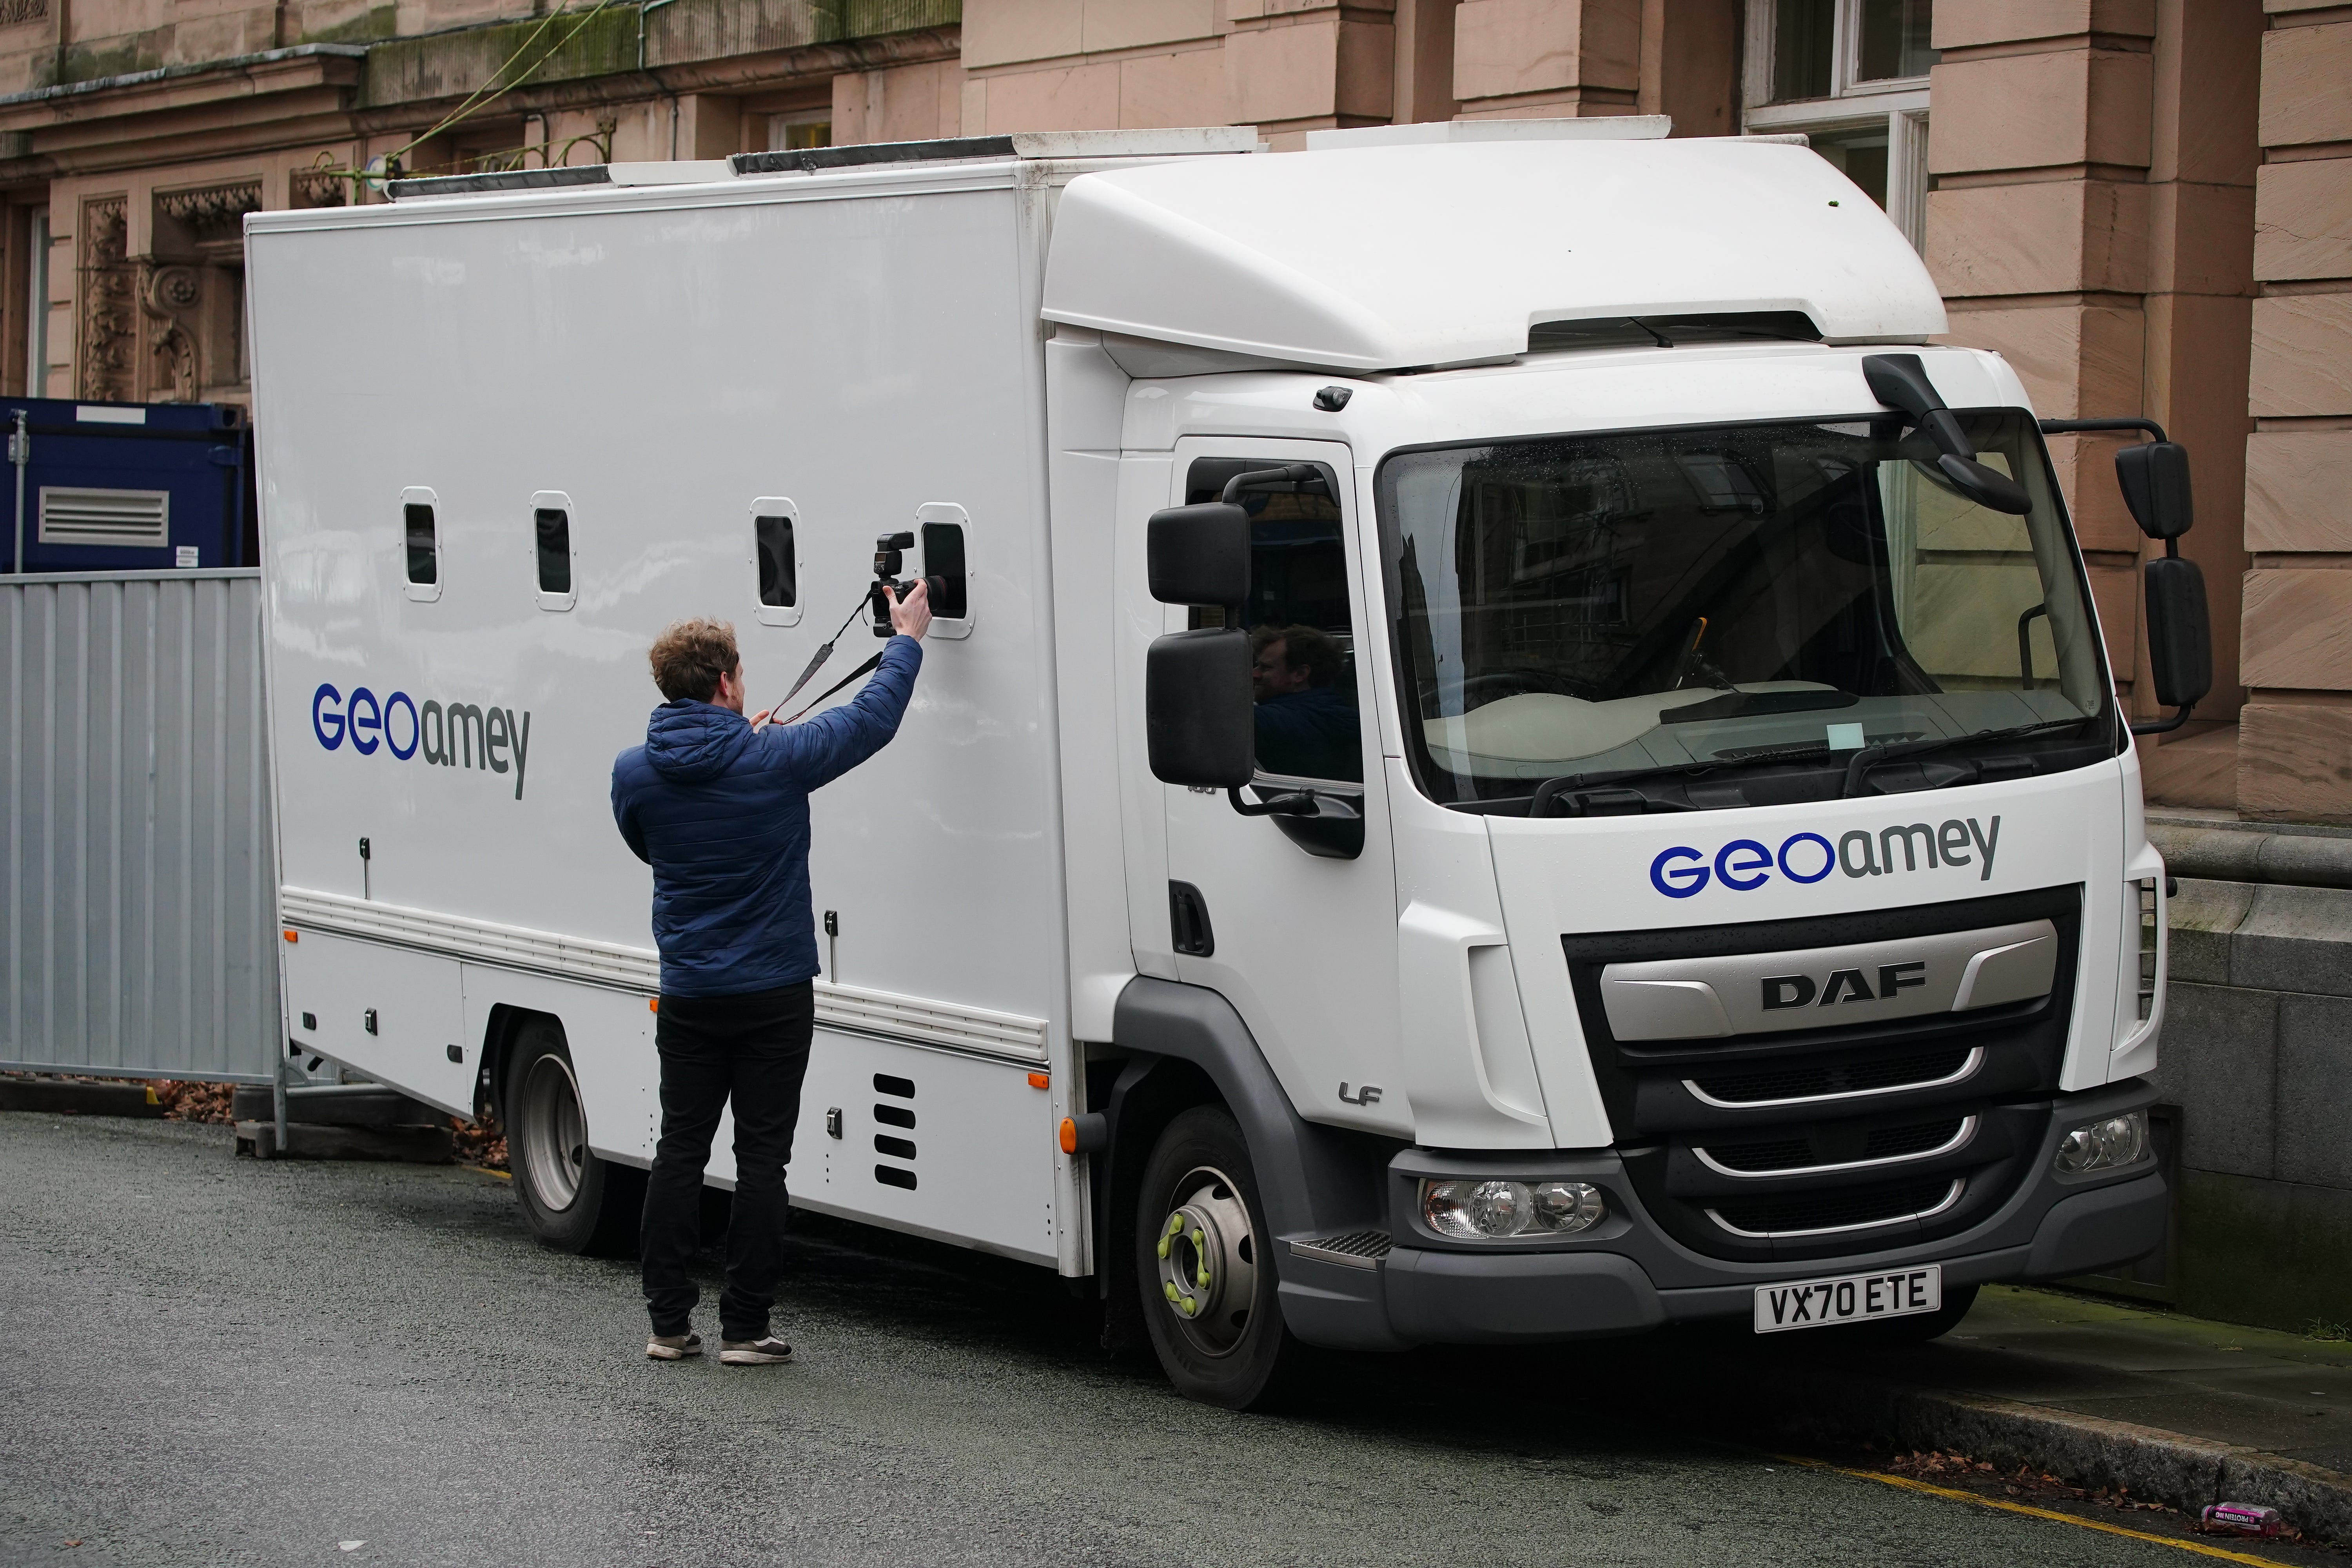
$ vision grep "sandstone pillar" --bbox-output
[1927,1,2260,804]
[2239,2,2352,823]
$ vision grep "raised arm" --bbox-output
[764,581,929,788]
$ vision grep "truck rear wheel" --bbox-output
[1136,1105,1292,1409]
[506,1019,641,1256]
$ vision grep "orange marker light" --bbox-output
[1058,1117,1078,1154]
[282,929,298,943]
[648,997,659,1014]
[1027,1071,1050,1090]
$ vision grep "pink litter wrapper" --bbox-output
[2200,1503,2283,1537]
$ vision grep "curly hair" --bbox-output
[646,618,739,703]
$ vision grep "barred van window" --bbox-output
[755,514,795,607]
[405,502,436,584]
[535,506,570,594]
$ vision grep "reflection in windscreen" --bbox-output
[1377,413,2108,804]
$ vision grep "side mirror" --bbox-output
[1146,628,1254,787]
[2116,442,2193,541]
[1147,503,1250,607]
[1934,454,2031,516]
[1862,352,2031,515]
[2141,557,2211,715]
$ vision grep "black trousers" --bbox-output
[641,981,814,1341]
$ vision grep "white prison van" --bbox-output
[246,123,2207,1407]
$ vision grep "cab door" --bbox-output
[1156,439,1408,1137]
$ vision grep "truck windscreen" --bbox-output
[1376,412,2112,808]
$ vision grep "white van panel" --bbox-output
[282,933,471,1115]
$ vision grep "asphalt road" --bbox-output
[0,1112,2251,1568]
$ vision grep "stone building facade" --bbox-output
[5,0,2339,827]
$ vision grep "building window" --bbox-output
[1744,0,1935,250]
[768,114,830,152]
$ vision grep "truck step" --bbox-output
[1288,1231,1394,1271]
[233,1120,454,1163]
[229,1083,441,1128]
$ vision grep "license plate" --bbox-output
[1753,1264,1940,1333]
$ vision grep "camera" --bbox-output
[870,531,949,637]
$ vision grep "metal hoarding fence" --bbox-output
[2,569,278,1082]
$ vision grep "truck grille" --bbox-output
[1700,1116,1967,1174]
[1688,1046,1976,1106]
[1709,1177,1961,1238]
[1563,885,2081,1262]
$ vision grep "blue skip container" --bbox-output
[1,397,253,574]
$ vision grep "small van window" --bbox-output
[534,507,571,594]
[919,520,964,619]
[756,514,795,607]
[404,502,436,584]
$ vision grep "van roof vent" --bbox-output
[730,127,1258,178]
[733,136,1019,176]
[387,160,733,200]
[388,164,610,200]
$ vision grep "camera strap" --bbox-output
[774,591,875,713]
[782,648,886,725]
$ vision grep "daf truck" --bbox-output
[245,123,2206,1408]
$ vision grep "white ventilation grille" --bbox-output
[39,487,171,548]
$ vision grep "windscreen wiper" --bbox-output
[1527,742,1835,817]
[1840,717,2098,798]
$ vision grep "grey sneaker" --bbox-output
[719,1336,793,1365]
[646,1332,702,1361]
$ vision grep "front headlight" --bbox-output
[1422,1178,1606,1239]
[2054,1109,2150,1174]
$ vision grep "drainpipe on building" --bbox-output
[9,410,27,574]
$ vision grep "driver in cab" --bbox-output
[1250,624,1361,782]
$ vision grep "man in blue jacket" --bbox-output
[612,584,928,1365]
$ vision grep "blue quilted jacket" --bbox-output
[612,637,921,996]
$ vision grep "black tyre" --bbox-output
[506,1018,642,1257]
[1135,1105,1291,1409]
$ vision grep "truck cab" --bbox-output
[1043,131,2201,1405]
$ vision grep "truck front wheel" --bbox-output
[506,1018,641,1256]
[1135,1105,1292,1409]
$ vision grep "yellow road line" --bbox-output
[464,1165,511,1181]
[1780,1456,2282,1565]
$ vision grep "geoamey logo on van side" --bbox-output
[311,683,532,801]
[1650,817,2001,898]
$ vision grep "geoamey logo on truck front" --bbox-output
[1650,817,2001,898]
[311,682,532,801]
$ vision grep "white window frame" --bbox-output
[1742,0,1933,251]
[767,112,831,152]
[402,485,441,604]
[531,489,577,613]
[749,495,802,628]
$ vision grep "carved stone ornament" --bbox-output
[77,196,135,402]
[155,181,263,244]
[291,168,348,210]
[148,265,201,312]
[0,0,48,25]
